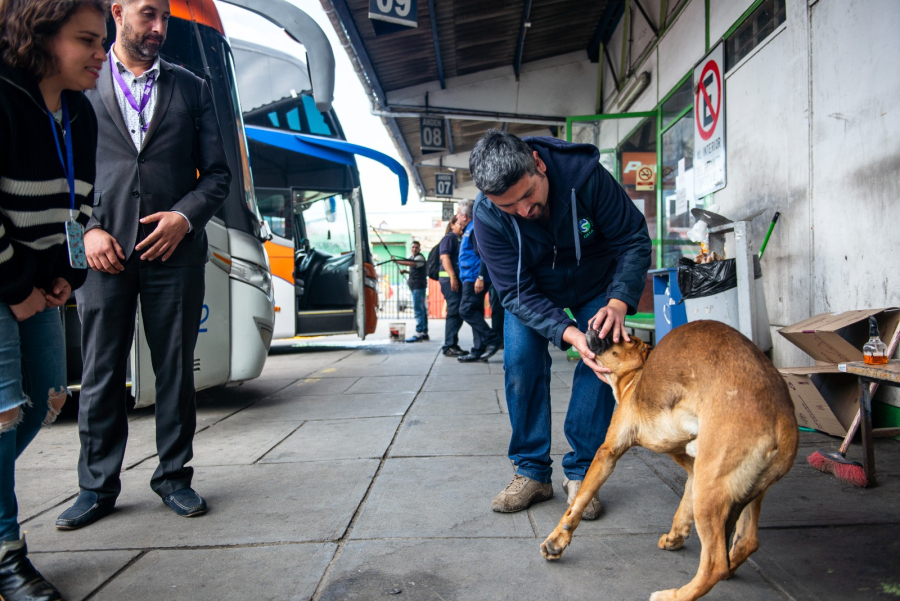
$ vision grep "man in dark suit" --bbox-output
[56,0,231,529]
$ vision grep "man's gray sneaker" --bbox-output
[562,477,602,520]
[491,474,553,513]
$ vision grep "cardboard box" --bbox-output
[779,366,860,437]
[777,308,900,364]
[778,308,900,435]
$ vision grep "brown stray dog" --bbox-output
[540,320,798,601]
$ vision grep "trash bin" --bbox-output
[677,257,772,351]
[650,268,687,342]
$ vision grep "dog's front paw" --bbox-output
[657,532,685,551]
[649,589,678,601]
[540,531,571,561]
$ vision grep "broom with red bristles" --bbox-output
[806,319,900,487]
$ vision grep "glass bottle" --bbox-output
[863,316,889,365]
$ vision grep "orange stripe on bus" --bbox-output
[265,241,295,284]
[171,0,226,36]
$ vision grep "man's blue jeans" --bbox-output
[0,304,66,541]
[502,293,616,484]
[411,287,427,335]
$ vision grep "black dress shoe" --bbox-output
[457,351,485,363]
[442,346,467,357]
[0,538,62,601]
[480,343,500,361]
[163,488,207,517]
[55,491,115,530]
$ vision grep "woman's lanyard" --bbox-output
[46,96,75,216]
[47,96,87,269]
[110,54,156,131]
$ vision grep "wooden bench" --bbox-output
[837,360,900,487]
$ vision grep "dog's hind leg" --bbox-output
[727,492,765,577]
[659,453,694,551]
[650,478,734,601]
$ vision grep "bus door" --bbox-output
[291,188,366,337]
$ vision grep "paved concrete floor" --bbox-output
[15,319,900,600]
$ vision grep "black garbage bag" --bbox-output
[677,256,762,300]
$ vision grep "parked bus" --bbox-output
[65,0,276,407]
[229,38,409,340]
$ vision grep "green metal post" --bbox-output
[705,0,710,52]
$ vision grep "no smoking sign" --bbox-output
[636,165,656,191]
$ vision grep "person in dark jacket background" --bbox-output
[470,130,652,517]
[0,0,108,598]
[455,199,500,363]
[438,216,467,357]
[394,240,428,342]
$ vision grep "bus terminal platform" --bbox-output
[16,320,900,600]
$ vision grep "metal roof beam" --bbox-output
[587,1,625,63]
[513,0,533,81]
[426,0,445,90]
[631,0,658,37]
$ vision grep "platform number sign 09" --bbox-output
[368,0,417,30]
[435,173,453,197]
[420,117,446,153]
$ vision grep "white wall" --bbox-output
[592,0,900,404]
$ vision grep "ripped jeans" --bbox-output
[0,302,67,541]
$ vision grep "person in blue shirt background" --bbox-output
[455,199,500,363]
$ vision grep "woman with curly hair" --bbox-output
[0,0,109,599]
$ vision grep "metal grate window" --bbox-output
[725,0,786,69]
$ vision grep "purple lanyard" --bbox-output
[110,54,157,131]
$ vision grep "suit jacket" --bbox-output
[85,57,231,266]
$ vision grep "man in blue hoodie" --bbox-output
[456,199,501,363]
[470,131,651,517]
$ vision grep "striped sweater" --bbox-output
[0,62,96,305]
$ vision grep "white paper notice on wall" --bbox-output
[693,43,726,197]
[676,169,695,216]
[675,172,687,214]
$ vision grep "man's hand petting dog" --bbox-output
[564,299,630,385]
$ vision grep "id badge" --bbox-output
[65,219,87,269]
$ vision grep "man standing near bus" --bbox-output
[56,0,231,529]
[393,240,428,342]
[469,130,651,517]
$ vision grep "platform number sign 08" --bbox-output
[435,173,453,197]
[420,117,446,153]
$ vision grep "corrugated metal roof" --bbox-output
[327,0,620,198]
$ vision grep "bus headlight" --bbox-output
[230,257,272,299]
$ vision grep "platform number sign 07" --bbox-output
[420,117,446,153]
[435,173,453,197]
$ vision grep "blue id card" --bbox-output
[65,219,87,269]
